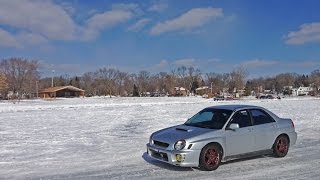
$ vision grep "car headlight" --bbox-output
[174,140,186,150]
[149,135,153,145]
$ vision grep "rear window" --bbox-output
[250,109,275,125]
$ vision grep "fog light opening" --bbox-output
[176,154,184,163]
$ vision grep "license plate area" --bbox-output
[149,148,168,161]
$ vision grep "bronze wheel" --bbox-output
[273,135,289,157]
[199,144,222,171]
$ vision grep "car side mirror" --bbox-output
[228,123,240,131]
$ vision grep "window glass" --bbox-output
[230,110,252,128]
[184,109,233,129]
[190,111,214,123]
[250,109,275,125]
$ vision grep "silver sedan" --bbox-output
[146,105,297,171]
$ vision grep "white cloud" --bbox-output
[88,9,99,16]
[207,58,222,63]
[224,14,237,23]
[58,1,76,16]
[285,22,320,45]
[82,4,142,40]
[0,28,49,48]
[111,3,142,15]
[0,0,78,40]
[127,18,151,32]
[173,58,196,67]
[0,28,21,48]
[83,9,134,40]
[150,7,223,35]
[16,32,48,45]
[154,60,169,69]
[0,1,139,45]
[86,10,133,31]
[241,59,279,68]
[287,61,320,68]
[39,61,99,76]
[148,3,168,13]
[145,60,169,72]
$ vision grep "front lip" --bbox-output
[146,143,200,167]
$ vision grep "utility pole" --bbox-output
[211,82,213,97]
[51,70,55,87]
[36,81,38,98]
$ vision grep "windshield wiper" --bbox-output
[185,123,211,129]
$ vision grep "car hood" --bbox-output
[152,124,216,145]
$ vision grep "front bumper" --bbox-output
[146,143,200,167]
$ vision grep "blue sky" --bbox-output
[0,0,320,78]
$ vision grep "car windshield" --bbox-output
[184,108,233,129]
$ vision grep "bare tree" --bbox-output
[136,70,150,96]
[127,73,137,96]
[31,61,320,98]
[157,72,174,94]
[187,66,201,93]
[310,69,320,95]
[94,68,120,96]
[115,71,128,96]
[177,66,187,88]
[0,58,39,98]
[81,72,95,96]
[205,73,225,94]
[294,74,310,87]
[274,73,296,94]
[229,67,248,94]
[0,73,9,98]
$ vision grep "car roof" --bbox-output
[206,104,261,111]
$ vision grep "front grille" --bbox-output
[153,140,169,148]
[149,149,168,161]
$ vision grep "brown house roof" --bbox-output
[40,86,85,93]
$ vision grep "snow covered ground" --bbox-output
[0,96,319,179]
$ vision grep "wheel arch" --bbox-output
[202,142,224,157]
[276,133,290,144]
[273,133,290,150]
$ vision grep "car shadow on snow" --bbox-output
[221,154,270,165]
[142,152,195,171]
[143,152,271,171]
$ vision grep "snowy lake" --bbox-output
[1,97,320,179]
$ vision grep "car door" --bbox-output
[249,109,278,151]
[225,110,255,156]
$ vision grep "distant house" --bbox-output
[7,91,18,99]
[195,86,209,96]
[141,92,151,97]
[39,86,85,98]
[263,89,273,94]
[292,86,313,96]
[172,87,189,96]
[236,89,246,97]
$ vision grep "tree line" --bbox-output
[0,57,320,98]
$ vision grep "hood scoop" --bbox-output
[176,127,192,132]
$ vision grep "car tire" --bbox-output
[199,143,222,171]
[273,135,289,157]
